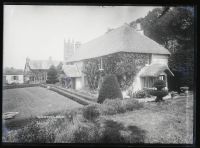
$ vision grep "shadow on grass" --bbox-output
[100,120,146,143]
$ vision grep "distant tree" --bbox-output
[46,65,59,84]
[130,6,194,90]
[97,74,123,103]
[56,62,63,74]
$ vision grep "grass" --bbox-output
[102,95,194,143]
[3,89,194,144]
[3,87,82,129]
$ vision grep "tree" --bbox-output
[56,62,63,74]
[46,65,59,84]
[97,74,123,103]
[130,6,194,90]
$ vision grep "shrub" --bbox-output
[150,80,168,102]
[46,65,59,84]
[72,123,100,143]
[82,104,100,121]
[17,120,55,143]
[123,99,144,111]
[103,98,126,114]
[100,104,118,115]
[135,90,146,98]
[97,74,123,103]
[99,98,143,115]
[153,80,166,90]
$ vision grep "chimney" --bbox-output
[26,57,30,64]
[136,23,144,35]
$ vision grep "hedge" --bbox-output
[3,84,40,90]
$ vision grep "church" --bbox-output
[62,23,174,92]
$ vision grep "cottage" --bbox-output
[3,69,24,85]
[24,57,60,84]
[63,23,174,91]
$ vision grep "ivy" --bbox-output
[82,52,149,90]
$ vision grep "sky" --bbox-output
[3,5,158,69]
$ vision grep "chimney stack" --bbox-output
[26,57,30,64]
[136,23,144,35]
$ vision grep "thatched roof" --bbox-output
[67,23,170,62]
[140,63,174,77]
[29,60,60,70]
[62,64,81,78]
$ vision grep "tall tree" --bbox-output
[46,65,59,84]
[130,6,194,90]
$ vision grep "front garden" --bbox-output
[3,75,193,144]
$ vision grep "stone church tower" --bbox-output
[64,38,81,62]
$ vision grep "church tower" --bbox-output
[64,38,81,63]
[64,38,74,62]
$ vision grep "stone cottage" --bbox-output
[62,23,174,91]
[24,57,60,84]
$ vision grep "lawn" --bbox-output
[102,95,194,143]
[3,91,194,144]
[3,87,82,129]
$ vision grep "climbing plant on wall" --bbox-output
[82,52,149,90]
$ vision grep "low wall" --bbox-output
[40,84,94,106]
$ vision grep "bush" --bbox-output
[82,104,100,121]
[46,65,59,84]
[72,123,100,143]
[150,80,168,102]
[97,74,123,103]
[17,120,55,143]
[103,98,126,114]
[153,80,166,90]
[135,90,146,98]
[99,98,143,115]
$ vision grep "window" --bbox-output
[158,75,166,81]
[13,76,18,80]
[142,77,155,88]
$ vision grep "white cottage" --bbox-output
[3,69,24,85]
[63,23,174,91]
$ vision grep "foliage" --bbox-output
[102,98,126,114]
[83,53,149,90]
[97,74,123,103]
[82,104,100,121]
[56,62,63,74]
[100,98,143,115]
[17,120,55,143]
[130,7,194,90]
[149,80,168,102]
[46,65,59,84]
[135,90,146,98]
[153,79,166,90]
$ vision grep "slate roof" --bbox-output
[67,23,170,62]
[140,63,174,77]
[29,60,60,70]
[4,69,24,75]
[62,64,81,78]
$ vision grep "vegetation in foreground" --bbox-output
[3,95,193,144]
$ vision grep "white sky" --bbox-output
[3,5,158,69]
